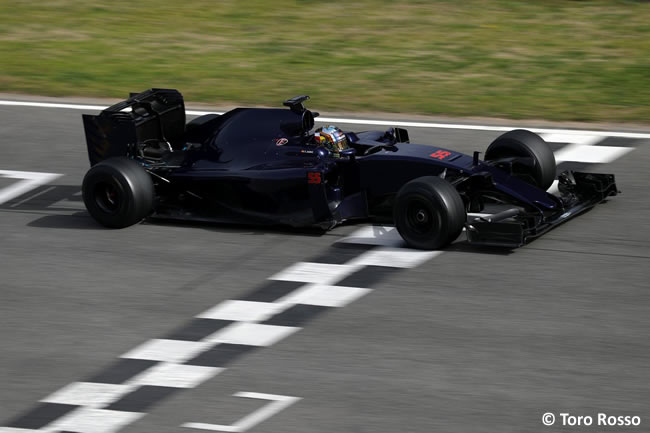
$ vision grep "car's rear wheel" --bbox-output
[484,129,556,191]
[394,176,466,250]
[82,157,154,228]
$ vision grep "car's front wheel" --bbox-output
[393,176,466,250]
[82,157,154,228]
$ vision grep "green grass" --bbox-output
[2,0,650,123]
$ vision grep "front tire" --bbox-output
[484,129,556,191]
[82,157,154,228]
[394,176,466,250]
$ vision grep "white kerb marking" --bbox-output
[128,363,223,388]
[269,262,362,284]
[204,322,299,346]
[277,284,372,307]
[340,225,404,247]
[0,170,61,205]
[41,407,145,433]
[348,247,442,268]
[121,339,210,363]
[182,392,301,432]
[197,300,285,322]
[41,382,130,408]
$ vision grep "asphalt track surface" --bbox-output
[1,101,649,433]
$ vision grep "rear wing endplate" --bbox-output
[82,88,186,166]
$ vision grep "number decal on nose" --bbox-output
[430,150,451,160]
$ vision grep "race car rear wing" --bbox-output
[82,88,186,166]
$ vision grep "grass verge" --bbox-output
[1,0,650,123]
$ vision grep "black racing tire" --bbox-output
[82,157,154,228]
[484,129,556,191]
[393,176,466,250]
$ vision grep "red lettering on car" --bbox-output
[430,150,451,160]
[307,172,322,184]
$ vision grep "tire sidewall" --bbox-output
[485,129,556,191]
[82,158,153,228]
[394,176,466,250]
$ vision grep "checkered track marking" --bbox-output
[540,133,635,167]
[2,243,436,432]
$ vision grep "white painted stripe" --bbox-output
[204,322,299,347]
[554,144,634,164]
[121,339,209,363]
[229,392,300,433]
[2,99,650,139]
[129,363,223,389]
[317,118,650,139]
[197,300,285,322]
[348,247,443,268]
[41,382,130,408]
[42,407,145,433]
[0,170,61,205]
[182,392,301,432]
[340,225,404,247]
[540,133,602,146]
[277,284,372,308]
[269,262,362,285]
[0,100,108,111]
[0,427,41,432]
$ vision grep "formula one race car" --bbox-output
[81,89,617,249]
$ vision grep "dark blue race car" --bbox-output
[81,89,617,249]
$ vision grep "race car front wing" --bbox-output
[465,171,618,247]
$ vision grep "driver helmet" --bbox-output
[314,125,348,153]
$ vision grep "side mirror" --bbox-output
[394,127,410,143]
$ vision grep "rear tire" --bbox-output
[394,176,466,250]
[484,129,556,191]
[82,157,154,228]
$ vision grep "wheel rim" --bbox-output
[94,181,120,214]
[405,198,439,235]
